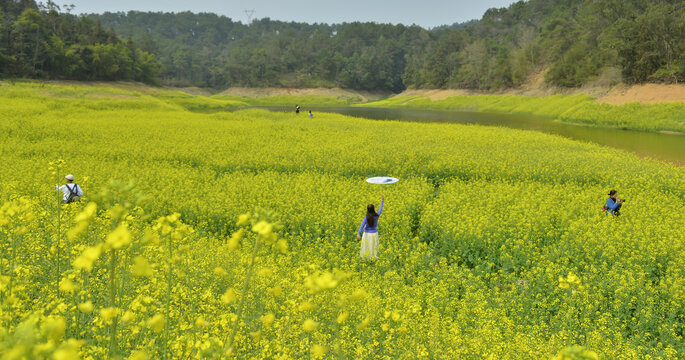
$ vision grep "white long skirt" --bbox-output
[360,232,379,260]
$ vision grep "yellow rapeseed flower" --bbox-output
[311,344,327,358]
[337,312,349,324]
[357,317,370,330]
[276,239,288,253]
[195,316,209,328]
[74,202,97,223]
[100,307,119,322]
[73,244,103,272]
[236,213,250,226]
[260,312,275,328]
[53,347,79,360]
[78,301,94,314]
[67,221,89,240]
[227,228,244,251]
[59,278,77,294]
[106,225,132,249]
[252,221,273,236]
[131,256,154,277]
[302,319,318,332]
[298,301,314,312]
[128,350,148,360]
[268,285,282,297]
[41,316,66,341]
[221,288,236,304]
[147,313,165,333]
[350,289,368,301]
[121,311,136,325]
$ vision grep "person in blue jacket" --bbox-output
[357,195,384,259]
[604,190,625,216]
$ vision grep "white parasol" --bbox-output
[365,176,399,184]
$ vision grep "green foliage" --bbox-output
[0,0,160,84]
[212,94,361,107]
[362,93,685,133]
[86,0,685,91]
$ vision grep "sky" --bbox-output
[63,0,519,28]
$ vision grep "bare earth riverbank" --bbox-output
[396,83,685,105]
[5,79,684,105]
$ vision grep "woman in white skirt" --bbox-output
[356,195,384,260]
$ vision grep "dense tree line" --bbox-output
[5,0,682,91]
[92,12,423,92]
[405,0,685,89]
[93,0,685,92]
[0,0,160,84]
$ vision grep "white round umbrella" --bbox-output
[365,176,399,184]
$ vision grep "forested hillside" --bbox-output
[0,0,159,83]
[91,0,685,91]
[3,0,683,91]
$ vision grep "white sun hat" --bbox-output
[65,174,74,181]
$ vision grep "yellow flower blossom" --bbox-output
[131,256,154,277]
[252,221,273,236]
[78,301,94,314]
[121,311,136,325]
[236,213,250,226]
[100,307,119,322]
[73,244,103,272]
[227,228,244,250]
[106,225,132,249]
[195,316,209,328]
[221,288,236,304]
[311,344,326,358]
[41,316,65,341]
[302,319,318,332]
[357,317,370,330]
[147,313,165,333]
[275,239,288,253]
[260,312,275,328]
[337,312,349,324]
[128,350,148,360]
[268,285,282,297]
[59,278,77,294]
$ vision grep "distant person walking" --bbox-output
[357,195,384,260]
[309,110,313,118]
[604,189,625,216]
[295,105,301,114]
[56,174,83,203]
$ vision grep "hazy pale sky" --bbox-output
[64,0,518,28]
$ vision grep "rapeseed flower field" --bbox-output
[0,82,683,359]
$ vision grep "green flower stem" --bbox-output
[163,233,173,360]
[109,248,118,357]
[227,233,261,354]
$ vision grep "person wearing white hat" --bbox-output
[56,174,84,203]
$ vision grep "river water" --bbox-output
[260,106,685,166]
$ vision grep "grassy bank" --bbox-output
[211,93,360,108]
[361,94,685,133]
[1,82,683,358]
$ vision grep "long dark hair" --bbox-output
[366,204,378,227]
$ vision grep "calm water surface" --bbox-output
[260,106,685,166]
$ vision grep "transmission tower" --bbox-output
[244,9,256,24]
